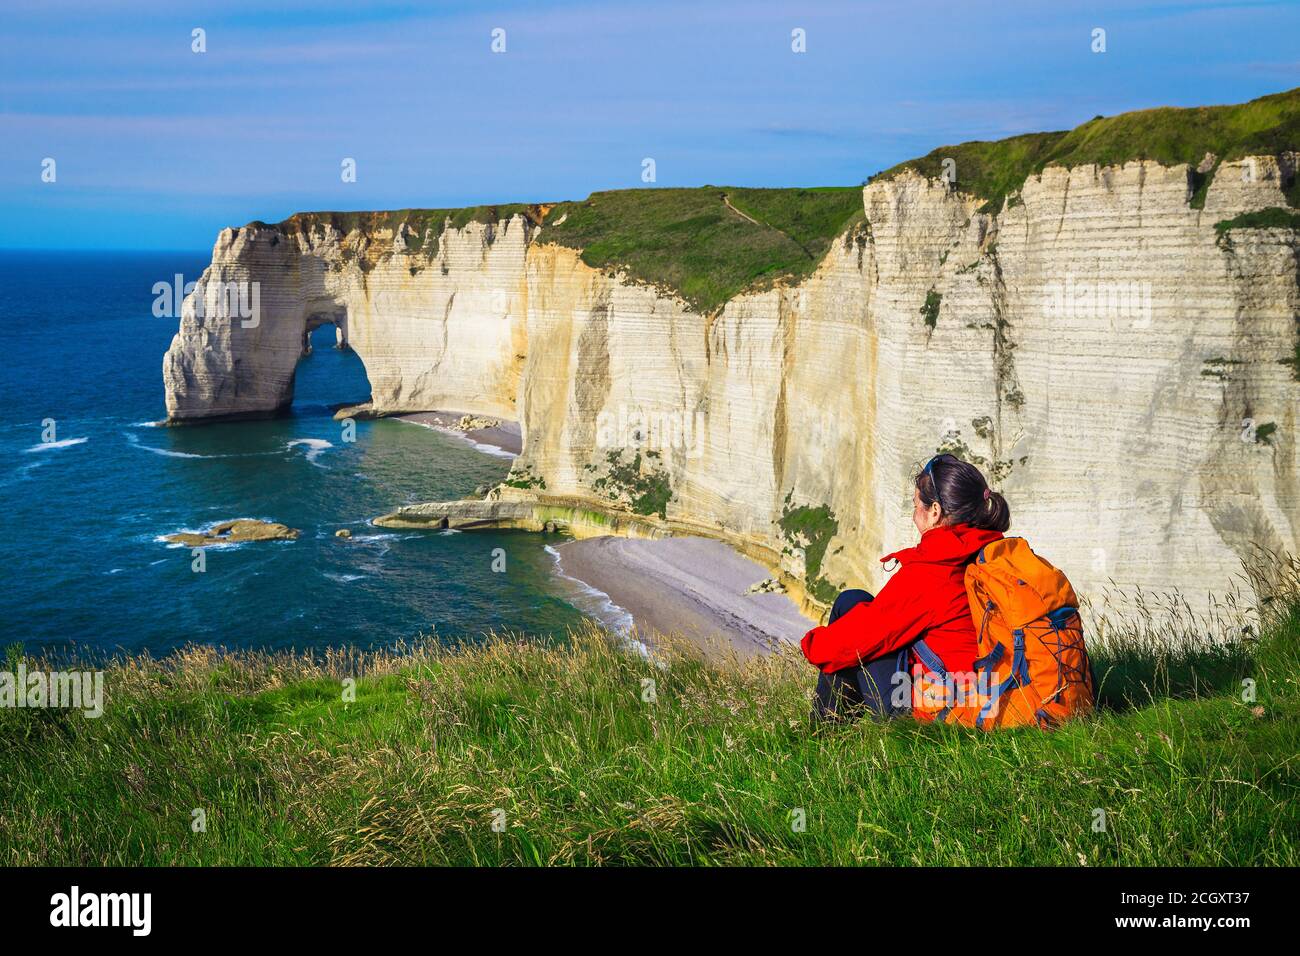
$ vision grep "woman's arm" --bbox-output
[800,565,933,672]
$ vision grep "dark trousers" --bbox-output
[812,589,912,721]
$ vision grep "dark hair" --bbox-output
[916,454,1011,532]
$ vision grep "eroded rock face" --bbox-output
[164,157,1300,613]
[856,156,1299,614]
[163,215,531,422]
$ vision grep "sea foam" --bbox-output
[544,544,638,642]
[24,437,88,453]
[287,438,332,465]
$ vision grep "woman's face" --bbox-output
[913,487,943,534]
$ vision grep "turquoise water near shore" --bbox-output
[0,250,592,658]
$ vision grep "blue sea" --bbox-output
[0,250,599,659]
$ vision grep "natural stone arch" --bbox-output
[302,308,349,355]
[291,305,376,415]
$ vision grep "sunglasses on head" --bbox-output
[922,454,957,511]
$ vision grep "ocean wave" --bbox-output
[287,438,332,465]
[396,418,515,459]
[125,432,231,459]
[544,544,638,642]
[323,571,366,583]
[464,439,516,460]
[154,534,245,551]
[127,434,207,458]
[0,460,46,486]
[125,432,286,460]
[24,437,88,453]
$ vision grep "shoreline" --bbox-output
[368,425,817,660]
[392,410,521,458]
[553,535,814,661]
[543,543,642,648]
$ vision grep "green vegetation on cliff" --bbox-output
[253,204,542,258]
[778,496,841,604]
[536,187,865,313]
[1,582,1297,865]
[920,289,942,329]
[503,464,547,491]
[592,450,673,519]
[241,88,1298,314]
[1214,205,1300,240]
[873,86,1300,213]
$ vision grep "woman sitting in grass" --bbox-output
[802,454,1010,720]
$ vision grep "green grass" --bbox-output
[1,576,1298,865]
[872,86,1300,213]
[246,188,865,314]
[239,89,1298,313]
[535,186,864,313]
[1214,206,1300,240]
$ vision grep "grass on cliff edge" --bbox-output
[536,186,866,314]
[242,89,1299,314]
[251,189,866,314]
[872,85,1300,213]
[2,583,1297,866]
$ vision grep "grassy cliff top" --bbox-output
[249,189,866,315]
[872,86,1300,213]
[535,186,866,313]
[240,88,1297,310]
[1,591,1297,865]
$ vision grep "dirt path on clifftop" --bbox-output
[721,192,815,261]
[721,193,762,226]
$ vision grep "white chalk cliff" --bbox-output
[164,155,1300,616]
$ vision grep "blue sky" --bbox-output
[2,0,1297,250]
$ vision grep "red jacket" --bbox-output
[800,523,1003,674]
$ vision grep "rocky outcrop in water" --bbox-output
[164,519,301,547]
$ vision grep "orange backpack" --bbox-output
[911,537,1096,729]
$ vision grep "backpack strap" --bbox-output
[973,643,1004,670]
[911,639,952,722]
[976,629,1030,729]
[912,639,946,675]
